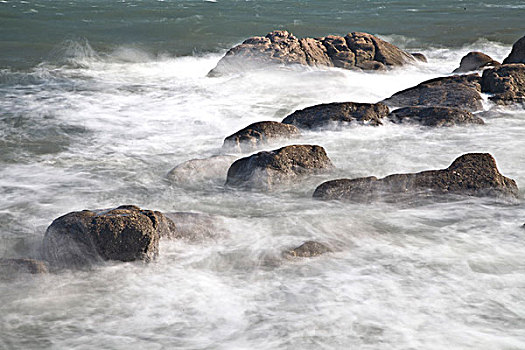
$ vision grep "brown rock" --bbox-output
[226,145,334,190]
[481,63,525,105]
[453,51,500,73]
[282,102,390,129]
[223,121,301,152]
[411,53,427,63]
[283,241,332,258]
[313,153,519,202]
[322,35,356,69]
[0,258,49,277]
[42,205,175,268]
[345,32,415,66]
[388,106,484,127]
[503,35,525,64]
[383,74,483,112]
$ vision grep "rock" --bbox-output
[283,241,332,258]
[282,102,390,129]
[411,53,427,63]
[453,52,500,73]
[480,63,525,104]
[163,212,226,241]
[0,258,49,277]
[223,121,301,152]
[226,145,334,190]
[383,73,483,112]
[209,30,417,75]
[388,106,484,127]
[168,155,238,185]
[503,35,525,64]
[43,205,175,268]
[313,153,519,202]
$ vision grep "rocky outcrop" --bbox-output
[453,52,500,73]
[209,30,416,75]
[383,74,483,112]
[503,35,525,64]
[168,155,238,185]
[226,145,334,190]
[283,241,332,258]
[313,153,518,202]
[163,212,226,241]
[0,258,49,277]
[43,205,176,268]
[388,106,484,127]
[481,64,525,104]
[223,121,300,152]
[282,102,390,129]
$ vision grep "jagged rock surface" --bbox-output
[388,106,484,127]
[481,63,525,104]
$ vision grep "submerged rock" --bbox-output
[282,102,390,129]
[411,53,427,63]
[0,258,49,277]
[226,144,334,190]
[503,35,525,64]
[163,212,226,241]
[383,74,483,112]
[313,153,518,202]
[168,155,238,185]
[481,64,525,105]
[223,121,300,152]
[283,241,332,258]
[388,106,484,127]
[43,205,175,268]
[453,51,500,73]
[209,30,416,75]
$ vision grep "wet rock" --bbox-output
[383,73,483,111]
[503,35,525,64]
[168,155,238,185]
[480,64,525,105]
[388,106,484,127]
[0,258,49,277]
[453,52,500,73]
[43,205,175,268]
[282,102,390,129]
[223,121,301,152]
[226,144,334,190]
[283,241,332,258]
[163,212,226,241]
[411,53,427,63]
[209,30,416,75]
[313,153,518,202]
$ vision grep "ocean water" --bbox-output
[1,1,525,349]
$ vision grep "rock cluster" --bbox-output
[313,153,519,202]
[209,30,417,75]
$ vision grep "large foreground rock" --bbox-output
[223,121,300,152]
[226,144,334,190]
[43,205,175,268]
[388,106,484,127]
[481,64,525,104]
[168,155,238,185]
[453,52,500,73]
[383,74,483,112]
[503,35,525,64]
[313,153,518,202]
[282,102,389,129]
[209,30,416,75]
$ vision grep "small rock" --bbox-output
[283,241,332,258]
[481,63,525,105]
[503,35,525,64]
[226,144,334,190]
[388,106,484,127]
[282,102,390,129]
[223,121,301,152]
[43,205,175,268]
[313,153,518,202]
[163,212,226,241]
[453,51,500,73]
[0,258,49,277]
[411,53,427,63]
[383,74,483,112]
[168,155,238,185]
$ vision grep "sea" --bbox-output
[1,1,525,349]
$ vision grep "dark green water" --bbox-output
[1,0,524,69]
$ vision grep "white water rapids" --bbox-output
[0,39,524,349]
